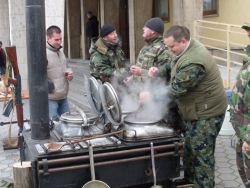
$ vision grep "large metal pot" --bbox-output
[120,114,175,140]
[53,108,105,140]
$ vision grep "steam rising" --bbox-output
[111,76,171,122]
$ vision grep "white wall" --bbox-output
[0,0,10,48]
[45,0,65,39]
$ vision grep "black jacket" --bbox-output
[86,15,99,37]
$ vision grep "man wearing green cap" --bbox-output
[89,24,130,84]
[230,23,250,188]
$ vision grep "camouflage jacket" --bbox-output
[230,45,250,143]
[135,35,172,83]
[89,37,130,83]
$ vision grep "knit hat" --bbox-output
[87,11,92,15]
[242,23,250,31]
[144,17,164,35]
[100,24,116,37]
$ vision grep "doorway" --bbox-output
[119,0,129,58]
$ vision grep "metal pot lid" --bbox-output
[123,114,162,124]
[100,82,122,126]
[60,111,99,123]
[84,74,102,114]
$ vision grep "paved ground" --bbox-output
[0,60,245,187]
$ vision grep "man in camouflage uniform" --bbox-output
[124,17,172,91]
[89,24,130,84]
[230,23,250,188]
[125,17,182,131]
[163,26,227,188]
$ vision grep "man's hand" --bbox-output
[139,91,151,103]
[148,67,159,77]
[242,141,250,152]
[123,76,133,85]
[130,65,142,76]
[66,71,73,81]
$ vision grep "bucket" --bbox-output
[219,105,235,136]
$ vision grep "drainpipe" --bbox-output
[25,0,50,140]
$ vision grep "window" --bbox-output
[153,0,169,22]
[203,0,218,16]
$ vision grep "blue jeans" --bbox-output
[0,67,6,75]
[48,98,70,120]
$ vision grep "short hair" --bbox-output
[164,25,190,42]
[46,25,61,37]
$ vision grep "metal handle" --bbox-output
[74,105,88,127]
[89,143,95,180]
[150,142,156,186]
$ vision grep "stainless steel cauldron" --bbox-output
[120,114,175,140]
[97,82,175,141]
[53,107,105,141]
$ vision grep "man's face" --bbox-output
[87,14,91,19]
[103,30,118,44]
[247,30,250,39]
[142,26,154,39]
[164,36,187,57]
[47,32,62,49]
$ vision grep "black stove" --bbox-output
[24,128,183,188]
[23,76,184,188]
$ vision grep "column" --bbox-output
[0,0,10,47]
[9,0,28,89]
[173,0,203,37]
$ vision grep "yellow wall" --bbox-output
[163,0,250,47]
[201,0,250,47]
[204,0,250,25]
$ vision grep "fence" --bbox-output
[194,20,248,89]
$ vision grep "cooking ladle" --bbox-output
[47,129,124,152]
[82,143,110,188]
[150,142,162,188]
[133,102,143,118]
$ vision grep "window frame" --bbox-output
[203,0,218,17]
[153,0,169,22]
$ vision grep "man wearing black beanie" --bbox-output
[124,17,172,90]
[123,18,182,139]
[89,24,130,84]
[124,17,172,86]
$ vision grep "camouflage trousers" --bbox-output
[183,112,225,188]
[236,138,250,188]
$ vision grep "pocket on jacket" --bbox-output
[177,100,198,121]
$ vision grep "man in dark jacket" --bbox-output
[0,41,6,75]
[86,11,99,52]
